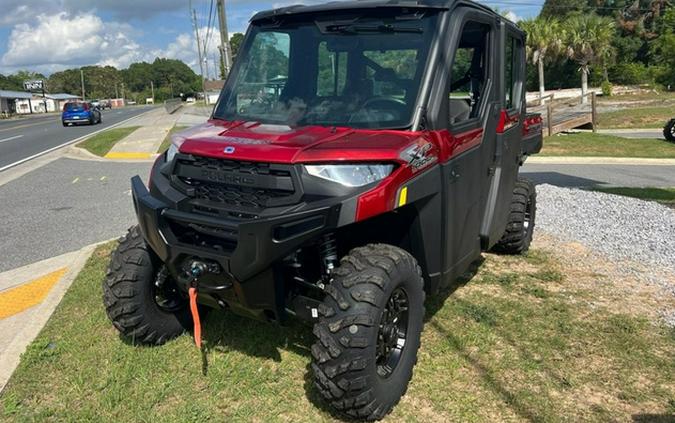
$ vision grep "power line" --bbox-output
[203,0,215,54]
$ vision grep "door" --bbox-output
[480,23,527,247]
[439,13,499,287]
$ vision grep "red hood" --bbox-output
[174,120,424,164]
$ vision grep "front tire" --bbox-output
[664,118,675,142]
[103,226,192,345]
[492,178,537,255]
[312,244,425,420]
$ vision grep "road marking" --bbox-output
[0,108,156,173]
[104,152,156,160]
[0,135,23,144]
[0,268,68,319]
[0,120,54,133]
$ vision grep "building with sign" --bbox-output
[0,90,33,116]
[46,93,81,111]
[0,91,81,115]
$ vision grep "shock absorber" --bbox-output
[319,233,338,277]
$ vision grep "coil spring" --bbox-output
[320,233,338,274]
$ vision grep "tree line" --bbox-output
[0,58,203,103]
[520,0,674,97]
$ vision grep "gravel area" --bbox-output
[536,184,675,297]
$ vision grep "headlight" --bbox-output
[305,164,394,187]
[166,143,179,162]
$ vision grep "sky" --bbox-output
[0,0,543,76]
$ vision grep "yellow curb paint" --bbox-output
[0,268,68,319]
[104,152,155,160]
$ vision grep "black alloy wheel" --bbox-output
[376,287,410,378]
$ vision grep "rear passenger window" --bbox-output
[448,22,490,125]
[504,34,523,110]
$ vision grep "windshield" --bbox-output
[213,11,438,129]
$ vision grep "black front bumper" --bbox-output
[131,175,344,319]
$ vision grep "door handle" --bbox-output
[449,167,460,183]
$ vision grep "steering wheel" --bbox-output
[349,97,408,127]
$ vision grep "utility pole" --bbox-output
[150,81,155,103]
[191,6,208,104]
[216,0,233,77]
[80,69,86,101]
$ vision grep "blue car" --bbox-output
[62,102,102,126]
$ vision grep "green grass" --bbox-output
[1,244,673,421]
[540,132,675,158]
[158,125,189,154]
[76,126,140,157]
[592,187,675,205]
[598,105,675,129]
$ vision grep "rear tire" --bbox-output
[664,118,675,142]
[103,225,192,345]
[492,178,537,255]
[311,244,425,421]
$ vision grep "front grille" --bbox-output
[192,183,290,209]
[171,155,301,218]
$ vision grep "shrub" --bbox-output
[601,80,613,96]
[608,63,658,85]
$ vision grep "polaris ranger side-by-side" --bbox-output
[104,0,543,419]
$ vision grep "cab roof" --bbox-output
[251,0,500,23]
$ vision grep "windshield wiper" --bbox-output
[326,24,422,34]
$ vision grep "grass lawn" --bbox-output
[592,187,675,205]
[158,125,189,154]
[2,243,673,421]
[540,132,675,158]
[76,127,140,157]
[598,105,675,129]
[597,91,675,103]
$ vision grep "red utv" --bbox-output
[103,0,542,419]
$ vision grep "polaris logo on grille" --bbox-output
[224,146,236,154]
[201,169,256,185]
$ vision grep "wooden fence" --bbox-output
[528,92,597,137]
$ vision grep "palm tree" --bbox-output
[564,15,615,103]
[519,18,564,101]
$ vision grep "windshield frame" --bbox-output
[212,9,441,131]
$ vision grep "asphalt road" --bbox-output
[0,158,149,273]
[0,106,154,170]
[0,155,673,273]
[521,163,675,188]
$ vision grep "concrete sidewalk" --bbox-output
[0,245,97,392]
[101,106,211,160]
[104,108,180,160]
[528,156,675,165]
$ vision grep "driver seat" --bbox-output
[449,99,472,123]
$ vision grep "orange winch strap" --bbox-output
[188,287,202,349]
